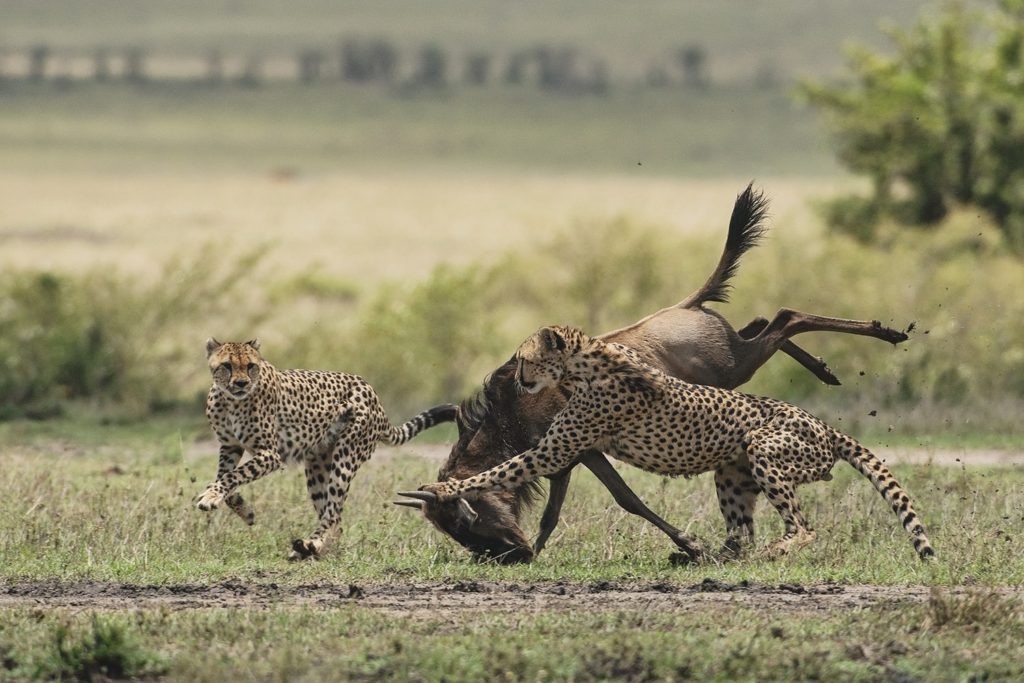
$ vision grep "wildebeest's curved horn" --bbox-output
[397,490,437,502]
[456,498,478,525]
[392,500,423,509]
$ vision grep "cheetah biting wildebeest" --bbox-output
[404,326,934,561]
[198,338,456,560]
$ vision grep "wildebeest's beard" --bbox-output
[416,359,569,564]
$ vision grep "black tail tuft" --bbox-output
[428,403,458,425]
[690,182,770,307]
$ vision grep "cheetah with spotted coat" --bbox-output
[413,326,934,560]
[198,338,456,561]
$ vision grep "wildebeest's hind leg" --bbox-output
[736,316,840,386]
[733,310,908,389]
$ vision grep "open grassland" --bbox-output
[1,591,1022,681]
[1,433,1021,586]
[0,431,1022,680]
[0,167,842,282]
[0,83,833,176]
[3,4,1020,680]
[3,165,1023,436]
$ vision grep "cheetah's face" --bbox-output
[206,338,263,400]
[514,327,568,394]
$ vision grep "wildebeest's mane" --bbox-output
[456,358,517,434]
[454,357,545,506]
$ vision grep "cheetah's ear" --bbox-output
[541,327,567,352]
[205,338,222,358]
[245,338,261,351]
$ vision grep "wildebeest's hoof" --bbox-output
[668,549,704,567]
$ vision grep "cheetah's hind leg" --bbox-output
[763,528,817,558]
[746,433,821,559]
[714,462,761,561]
[288,413,373,562]
[288,451,332,562]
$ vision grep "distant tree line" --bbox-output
[0,39,724,94]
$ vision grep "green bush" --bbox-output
[491,215,702,332]
[2,211,1021,436]
[282,263,509,416]
[0,249,265,419]
[32,615,165,681]
[277,217,704,415]
[800,0,1024,254]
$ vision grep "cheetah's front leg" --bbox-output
[197,445,284,512]
[197,444,256,525]
[415,435,579,503]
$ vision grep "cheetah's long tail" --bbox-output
[836,434,935,560]
[384,403,458,446]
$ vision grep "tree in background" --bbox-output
[800,0,1024,254]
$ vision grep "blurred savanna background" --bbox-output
[2,0,1023,447]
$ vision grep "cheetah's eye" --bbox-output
[219,362,231,372]
[247,363,256,371]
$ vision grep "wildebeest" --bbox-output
[410,324,934,561]
[396,184,909,564]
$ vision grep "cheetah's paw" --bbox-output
[196,486,225,511]
[764,529,817,559]
[288,538,324,562]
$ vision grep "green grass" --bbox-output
[2,420,1021,680]
[0,81,834,176]
[1,424,1021,586]
[0,591,1021,681]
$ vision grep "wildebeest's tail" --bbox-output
[835,433,935,560]
[384,403,458,445]
[679,182,770,309]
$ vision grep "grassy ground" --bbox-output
[2,427,1020,586]
[2,594,1022,681]
[0,82,833,175]
[0,426,1022,680]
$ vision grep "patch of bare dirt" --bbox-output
[2,579,1019,616]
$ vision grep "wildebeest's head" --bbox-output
[400,357,570,564]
